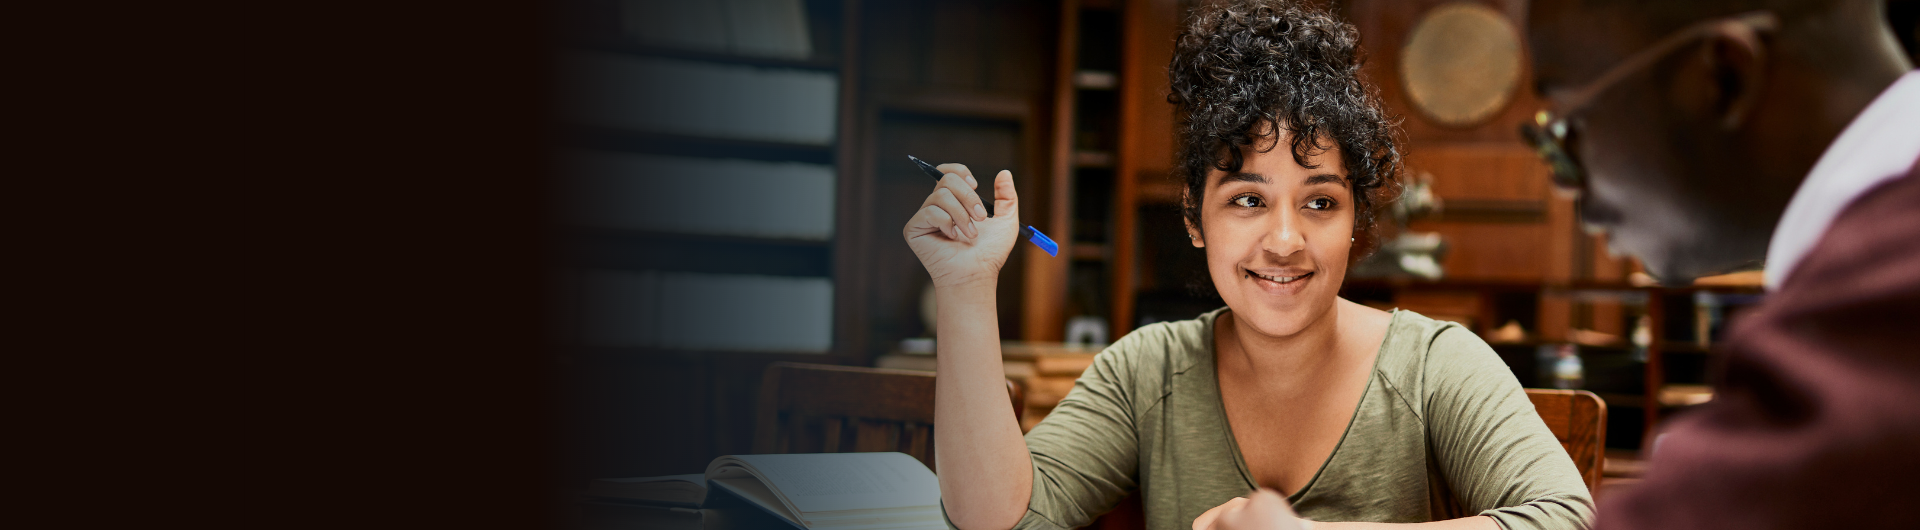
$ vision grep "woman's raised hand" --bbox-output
[902,163,1020,289]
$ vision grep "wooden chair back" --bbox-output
[752,362,1020,472]
[1525,389,1607,492]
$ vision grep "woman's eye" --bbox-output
[1306,198,1337,210]
[1231,195,1263,208]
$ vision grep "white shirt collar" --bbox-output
[1762,71,1920,290]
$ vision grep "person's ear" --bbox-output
[1184,216,1204,248]
[1685,22,1770,130]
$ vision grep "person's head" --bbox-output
[1168,0,1401,337]
[1524,0,1912,283]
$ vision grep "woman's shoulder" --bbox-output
[1377,310,1490,355]
[1372,310,1511,402]
[1088,307,1224,380]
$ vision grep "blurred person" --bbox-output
[1523,0,1920,528]
[903,1,1595,529]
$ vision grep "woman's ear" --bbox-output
[1184,217,1204,248]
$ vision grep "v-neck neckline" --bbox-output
[1206,308,1401,502]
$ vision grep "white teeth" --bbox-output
[1251,271,1309,284]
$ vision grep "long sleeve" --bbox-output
[1423,327,1596,530]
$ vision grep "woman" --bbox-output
[901,1,1594,529]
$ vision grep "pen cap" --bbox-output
[1022,226,1059,257]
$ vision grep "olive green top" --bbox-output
[991,308,1593,530]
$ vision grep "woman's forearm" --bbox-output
[932,280,1033,530]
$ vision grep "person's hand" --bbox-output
[903,163,1020,289]
[1192,489,1310,530]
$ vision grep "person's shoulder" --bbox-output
[1091,307,1223,378]
[1373,310,1507,401]
[1778,170,1920,298]
[1377,310,1493,361]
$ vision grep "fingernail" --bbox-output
[972,204,987,220]
[966,175,978,188]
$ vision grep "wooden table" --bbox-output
[875,341,1101,432]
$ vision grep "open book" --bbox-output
[584,452,948,530]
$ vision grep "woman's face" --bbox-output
[1192,134,1355,339]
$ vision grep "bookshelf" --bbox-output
[1026,0,1194,343]
[558,0,856,357]
[557,0,866,480]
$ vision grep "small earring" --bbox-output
[1351,237,1356,242]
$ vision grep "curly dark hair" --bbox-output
[1168,0,1402,256]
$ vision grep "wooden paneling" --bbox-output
[1344,0,1542,142]
[855,0,1059,352]
[1404,143,1549,203]
[863,0,1056,95]
[1110,0,1184,335]
[1404,220,1552,281]
[1030,0,1082,342]
[868,110,1031,347]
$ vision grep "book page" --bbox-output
[710,452,941,514]
[709,477,805,528]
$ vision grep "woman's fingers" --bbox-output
[923,188,975,240]
[936,163,977,189]
[939,172,987,222]
[1192,497,1246,530]
[1204,490,1305,530]
[992,170,1018,215]
[916,203,959,241]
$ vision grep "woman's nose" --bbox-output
[1261,212,1305,257]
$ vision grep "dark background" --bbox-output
[20,0,552,528]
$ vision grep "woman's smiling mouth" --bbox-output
[1247,269,1313,286]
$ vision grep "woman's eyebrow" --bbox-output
[1304,174,1348,187]
[1218,172,1267,185]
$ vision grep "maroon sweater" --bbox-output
[1598,165,1920,529]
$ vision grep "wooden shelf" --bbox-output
[1140,180,1181,204]
[1072,70,1117,89]
[1072,150,1114,168]
[1594,384,1715,409]
[1069,243,1108,261]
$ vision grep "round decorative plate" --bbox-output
[1399,3,1524,127]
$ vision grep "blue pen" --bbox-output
[909,155,1059,257]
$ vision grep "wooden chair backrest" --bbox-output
[752,362,1020,472]
[1524,389,1607,492]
